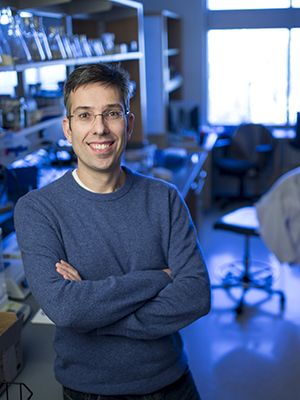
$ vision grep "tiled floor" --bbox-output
[181,204,300,400]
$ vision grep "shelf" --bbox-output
[165,75,183,94]
[144,10,182,137]
[75,51,144,64]
[164,48,180,57]
[0,52,144,72]
[16,116,64,137]
[0,65,14,72]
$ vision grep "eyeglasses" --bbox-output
[68,110,130,125]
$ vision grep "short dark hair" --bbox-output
[63,63,133,116]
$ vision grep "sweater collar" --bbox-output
[68,166,134,201]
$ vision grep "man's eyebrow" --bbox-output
[72,104,124,114]
[104,103,124,110]
[72,106,92,114]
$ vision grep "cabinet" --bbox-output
[144,10,182,142]
[0,0,147,167]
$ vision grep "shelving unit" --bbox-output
[144,10,182,142]
[0,0,147,168]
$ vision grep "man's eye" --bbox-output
[107,110,120,118]
[79,113,90,119]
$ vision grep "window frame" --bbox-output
[207,0,291,11]
[203,6,300,128]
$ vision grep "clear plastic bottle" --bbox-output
[32,16,52,61]
[48,26,67,60]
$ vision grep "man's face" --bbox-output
[63,82,134,177]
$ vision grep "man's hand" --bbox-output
[162,268,173,279]
[56,260,82,281]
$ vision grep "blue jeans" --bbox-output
[63,369,201,400]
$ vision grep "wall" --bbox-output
[139,0,206,124]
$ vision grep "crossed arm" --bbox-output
[56,260,173,281]
[54,255,210,341]
[16,186,210,339]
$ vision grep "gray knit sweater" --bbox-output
[14,167,210,395]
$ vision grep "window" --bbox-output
[208,0,290,10]
[0,64,66,96]
[208,29,289,125]
[0,71,17,95]
[289,29,300,125]
[206,5,300,126]
[25,64,66,91]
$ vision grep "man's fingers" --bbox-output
[162,268,173,279]
[55,261,82,281]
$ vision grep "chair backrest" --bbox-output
[291,112,300,149]
[230,123,275,166]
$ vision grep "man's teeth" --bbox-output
[91,143,110,149]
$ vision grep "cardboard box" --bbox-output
[0,312,23,396]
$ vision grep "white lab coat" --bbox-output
[254,167,300,265]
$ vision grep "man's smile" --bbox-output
[89,142,114,150]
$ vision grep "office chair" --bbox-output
[211,206,285,315]
[214,123,275,207]
[290,112,300,150]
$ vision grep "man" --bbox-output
[14,63,211,400]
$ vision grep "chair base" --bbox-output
[212,260,285,315]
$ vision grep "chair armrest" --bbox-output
[214,137,232,148]
[255,144,273,153]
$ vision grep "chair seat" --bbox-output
[214,206,260,236]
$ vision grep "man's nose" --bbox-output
[93,114,108,133]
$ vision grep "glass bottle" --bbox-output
[102,32,115,54]
[67,34,78,58]
[90,38,105,56]
[32,16,52,60]
[48,26,67,60]
[69,34,83,58]
[59,26,74,59]
[0,24,12,65]
[0,95,27,130]
[0,9,32,64]
[79,34,92,57]
[87,38,96,56]
[21,15,45,62]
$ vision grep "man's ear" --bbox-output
[127,113,135,140]
[62,117,72,144]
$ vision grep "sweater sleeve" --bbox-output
[96,188,211,340]
[14,195,171,332]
